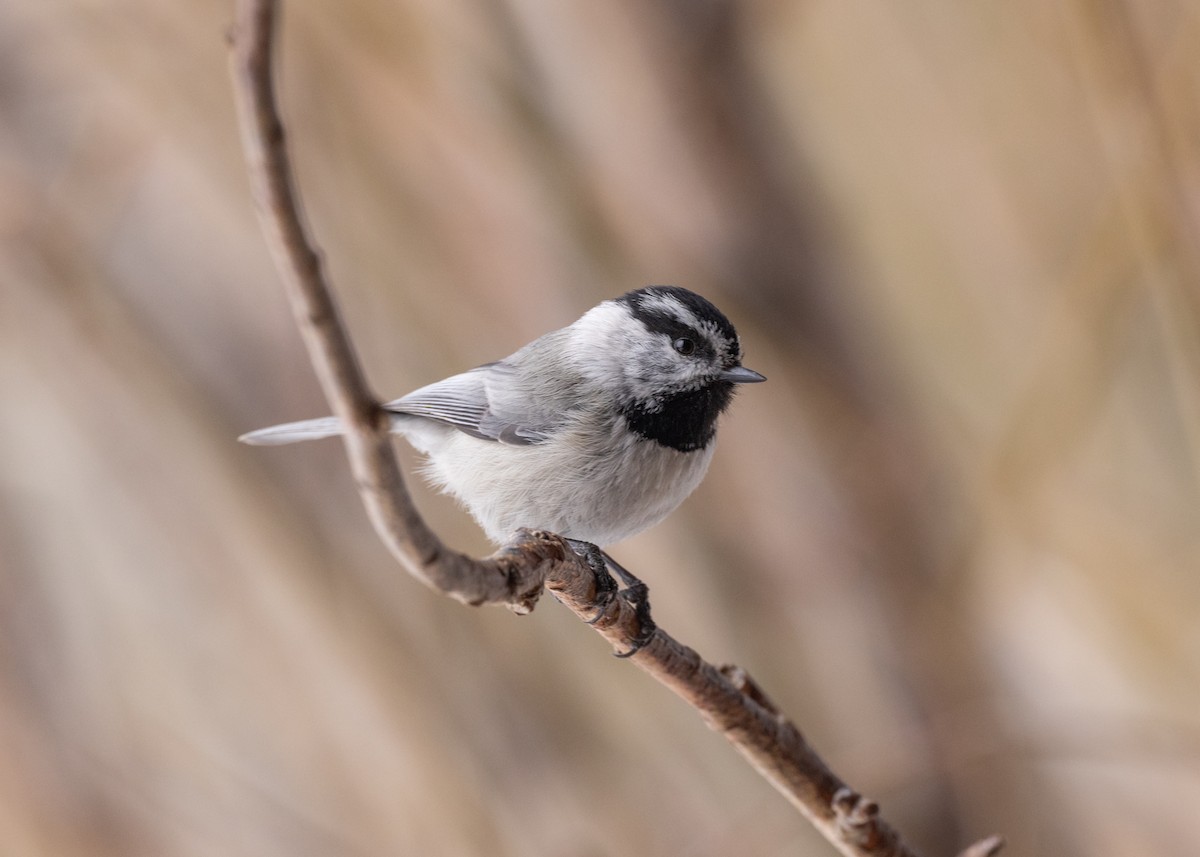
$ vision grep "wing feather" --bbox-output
[383,363,558,446]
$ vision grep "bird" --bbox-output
[241,285,764,554]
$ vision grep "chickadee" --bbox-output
[241,286,764,551]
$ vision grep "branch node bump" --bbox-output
[719,664,781,716]
[833,786,882,846]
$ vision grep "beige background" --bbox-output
[1,2,1197,855]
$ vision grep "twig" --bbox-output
[228,2,1001,855]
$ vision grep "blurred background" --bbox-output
[1,1,1198,855]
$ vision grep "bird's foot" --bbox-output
[565,539,619,624]
[598,549,654,655]
[564,541,655,656]
[612,581,655,657]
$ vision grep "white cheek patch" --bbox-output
[568,294,742,411]
[566,305,666,404]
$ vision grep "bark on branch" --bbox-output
[228,2,1002,855]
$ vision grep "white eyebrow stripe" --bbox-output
[636,293,701,330]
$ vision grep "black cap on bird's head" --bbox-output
[611,286,764,452]
[618,286,740,352]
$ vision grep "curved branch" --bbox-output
[228,3,1002,856]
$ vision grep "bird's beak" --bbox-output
[720,365,767,384]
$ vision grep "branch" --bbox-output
[228,3,1002,856]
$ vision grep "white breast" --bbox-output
[396,412,715,546]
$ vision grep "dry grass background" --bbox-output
[1,1,1198,855]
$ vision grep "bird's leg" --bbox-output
[599,550,644,590]
[601,550,654,657]
[565,539,618,623]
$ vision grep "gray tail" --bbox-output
[239,416,343,446]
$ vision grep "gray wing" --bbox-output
[383,357,569,446]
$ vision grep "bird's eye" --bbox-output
[672,337,696,356]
